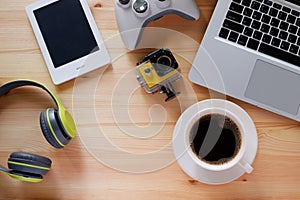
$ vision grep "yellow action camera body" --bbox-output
[136,49,181,101]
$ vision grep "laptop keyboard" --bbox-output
[219,0,300,67]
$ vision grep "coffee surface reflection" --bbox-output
[190,114,242,165]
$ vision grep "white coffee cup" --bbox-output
[172,99,258,184]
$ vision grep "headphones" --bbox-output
[0,80,77,183]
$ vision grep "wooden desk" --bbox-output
[1,0,300,199]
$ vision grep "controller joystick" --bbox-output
[118,0,131,8]
[156,0,171,8]
[132,0,150,17]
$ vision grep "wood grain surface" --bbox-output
[0,0,300,199]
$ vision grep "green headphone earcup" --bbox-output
[8,152,52,175]
[40,108,70,149]
[9,170,43,183]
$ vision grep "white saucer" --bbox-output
[172,99,258,185]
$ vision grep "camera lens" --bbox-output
[119,0,130,5]
[157,56,171,67]
[133,0,148,13]
[154,55,173,77]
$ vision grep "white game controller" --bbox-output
[115,0,200,50]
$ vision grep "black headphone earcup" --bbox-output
[8,152,52,175]
[40,108,70,149]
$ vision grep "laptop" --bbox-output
[190,0,300,121]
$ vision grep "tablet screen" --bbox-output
[34,0,99,68]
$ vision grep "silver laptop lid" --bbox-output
[190,0,300,121]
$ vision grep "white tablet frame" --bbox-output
[26,0,110,85]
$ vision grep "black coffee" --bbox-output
[190,114,241,165]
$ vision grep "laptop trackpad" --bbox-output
[245,60,300,115]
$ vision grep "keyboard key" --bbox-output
[287,15,296,24]
[251,1,260,10]
[282,6,291,13]
[227,11,243,23]
[280,41,290,50]
[288,25,298,34]
[262,14,271,23]
[271,37,281,47]
[230,2,244,13]
[262,34,272,43]
[219,28,230,39]
[244,27,254,36]
[228,31,239,42]
[251,20,261,29]
[270,27,279,37]
[269,8,278,17]
[261,24,270,33]
[290,45,299,54]
[264,0,273,6]
[243,7,253,17]
[253,30,263,40]
[296,18,300,26]
[242,0,251,7]
[279,31,288,40]
[288,34,297,43]
[260,4,270,13]
[270,18,280,27]
[278,11,287,20]
[253,11,262,20]
[247,38,260,50]
[238,35,248,46]
[291,10,300,17]
[223,19,244,33]
[279,21,289,31]
[219,0,300,68]
[242,17,252,26]
[273,3,282,9]
[259,43,300,67]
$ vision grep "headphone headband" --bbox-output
[0,80,63,109]
[0,80,76,182]
[0,80,76,139]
